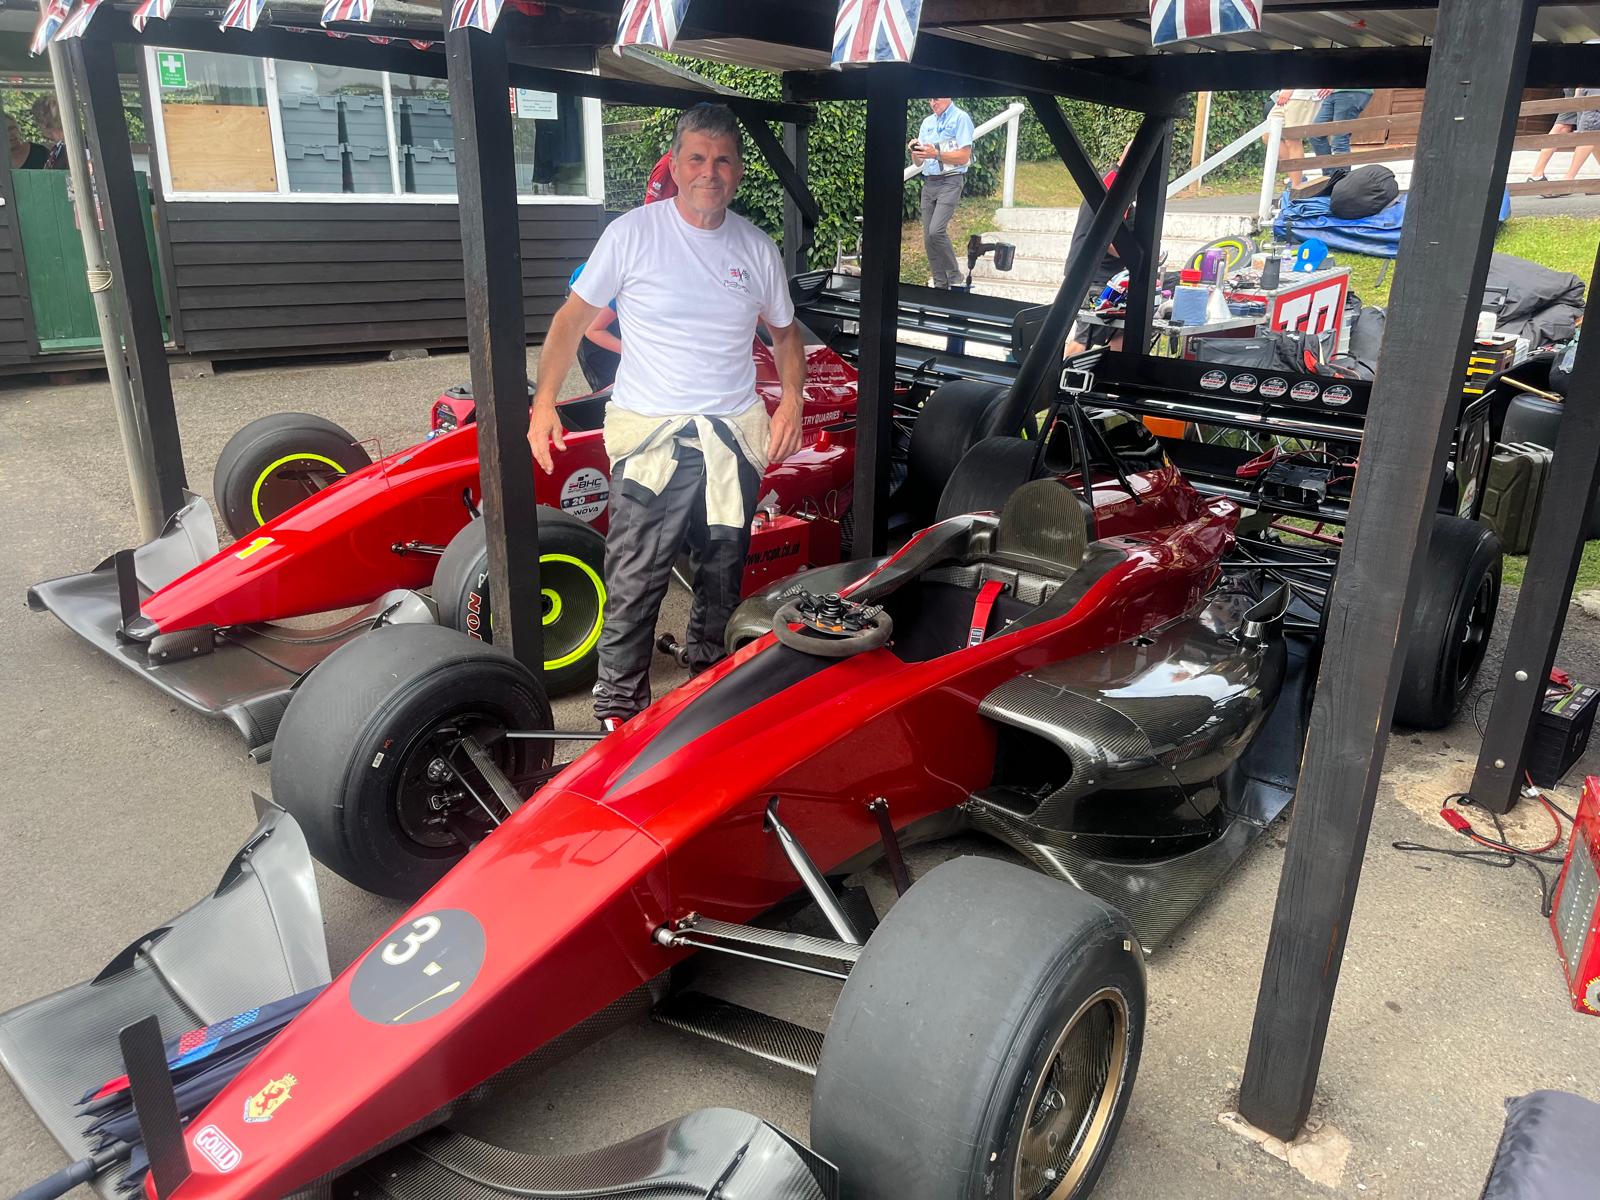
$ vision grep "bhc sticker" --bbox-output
[1323,384,1354,407]
[1199,370,1228,391]
[1229,373,1258,395]
[1260,377,1289,399]
[559,467,609,523]
[1289,381,1321,403]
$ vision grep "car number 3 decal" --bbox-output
[349,908,487,1026]
[381,915,442,965]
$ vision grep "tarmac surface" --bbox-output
[2,350,1599,1198]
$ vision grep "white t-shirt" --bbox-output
[571,200,795,417]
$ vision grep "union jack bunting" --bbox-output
[614,0,690,53]
[1149,0,1261,46]
[448,0,506,33]
[52,0,106,43]
[29,0,71,53]
[831,0,922,66]
[131,0,173,33]
[409,38,436,49]
[219,0,267,31]
[320,0,373,24]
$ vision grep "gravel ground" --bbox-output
[0,350,1597,1198]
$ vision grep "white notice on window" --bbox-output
[513,89,559,120]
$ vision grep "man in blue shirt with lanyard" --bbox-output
[909,97,975,289]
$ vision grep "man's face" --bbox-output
[670,129,744,220]
[930,97,951,115]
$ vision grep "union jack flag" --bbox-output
[29,0,70,53]
[52,0,106,43]
[1149,0,1261,46]
[448,0,506,33]
[321,0,373,24]
[614,0,690,53]
[131,0,173,32]
[219,0,267,31]
[831,0,922,66]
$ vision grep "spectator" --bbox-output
[1307,88,1374,174]
[908,97,974,290]
[1559,86,1600,191]
[1266,89,1320,189]
[31,95,66,169]
[1527,88,1577,188]
[6,115,48,171]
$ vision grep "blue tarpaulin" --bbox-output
[1273,189,1513,258]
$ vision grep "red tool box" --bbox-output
[1551,776,1600,1015]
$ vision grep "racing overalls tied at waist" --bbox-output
[593,403,770,721]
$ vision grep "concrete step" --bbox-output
[993,205,1256,241]
[971,238,1211,284]
[970,277,1067,305]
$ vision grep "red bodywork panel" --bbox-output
[141,341,860,635]
[154,487,1237,1199]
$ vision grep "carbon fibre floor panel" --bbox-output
[345,1110,836,1200]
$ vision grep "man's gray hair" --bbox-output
[672,103,743,159]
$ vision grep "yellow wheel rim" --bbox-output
[541,587,563,626]
[250,451,346,526]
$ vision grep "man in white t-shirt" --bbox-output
[527,103,806,728]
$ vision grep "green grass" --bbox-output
[1503,539,1600,591]
[899,195,1002,286]
[1334,215,1600,308]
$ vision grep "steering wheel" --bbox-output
[773,591,893,658]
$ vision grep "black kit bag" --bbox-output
[1329,165,1399,219]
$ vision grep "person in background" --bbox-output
[1063,145,1132,356]
[6,115,48,171]
[1266,88,1320,189]
[31,95,66,169]
[1558,86,1600,193]
[1527,89,1578,189]
[1306,87,1373,174]
[909,97,974,290]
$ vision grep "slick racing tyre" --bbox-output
[812,857,1145,1200]
[272,624,553,899]
[213,412,370,538]
[434,508,608,696]
[1393,514,1502,729]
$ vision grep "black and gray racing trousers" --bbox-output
[593,444,759,722]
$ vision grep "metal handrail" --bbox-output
[903,102,1026,208]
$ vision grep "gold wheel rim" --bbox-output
[1014,987,1129,1199]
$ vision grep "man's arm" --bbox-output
[933,144,973,169]
[765,320,807,464]
[529,291,605,472]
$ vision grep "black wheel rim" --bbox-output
[1454,571,1497,696]
[251,454,347,526]
[392,708,537,852]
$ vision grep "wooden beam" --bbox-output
[1122,124,1171,356]
[732,103,820,227]
[446,18,542,673]
[1508,177,1600,196]
[990,113,1170,437]
[71,35,188,521]
[1027,96,1141,267]
[849,78,906,558]
[780,80,813,276]
[1237,0,1539,1142]
[1469,248,1600,813]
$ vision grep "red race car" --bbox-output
[26,327,1006,757]
[1,392,1303,1200]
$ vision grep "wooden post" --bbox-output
[72,35,187,524]
[780,116,812,276]
[445,17,542,673]
[1469,247,1600,813]
[1184,91,1211,196]
[1123,120,1172,357]
[1238,0,1539,1141]
[849,72,906,558]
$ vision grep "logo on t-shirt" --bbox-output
[723,266,751,295]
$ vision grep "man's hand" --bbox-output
[908,139,927,165]
[528,400,567,474]
[767,394,803,464]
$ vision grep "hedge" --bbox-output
[601,61,1269,270]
